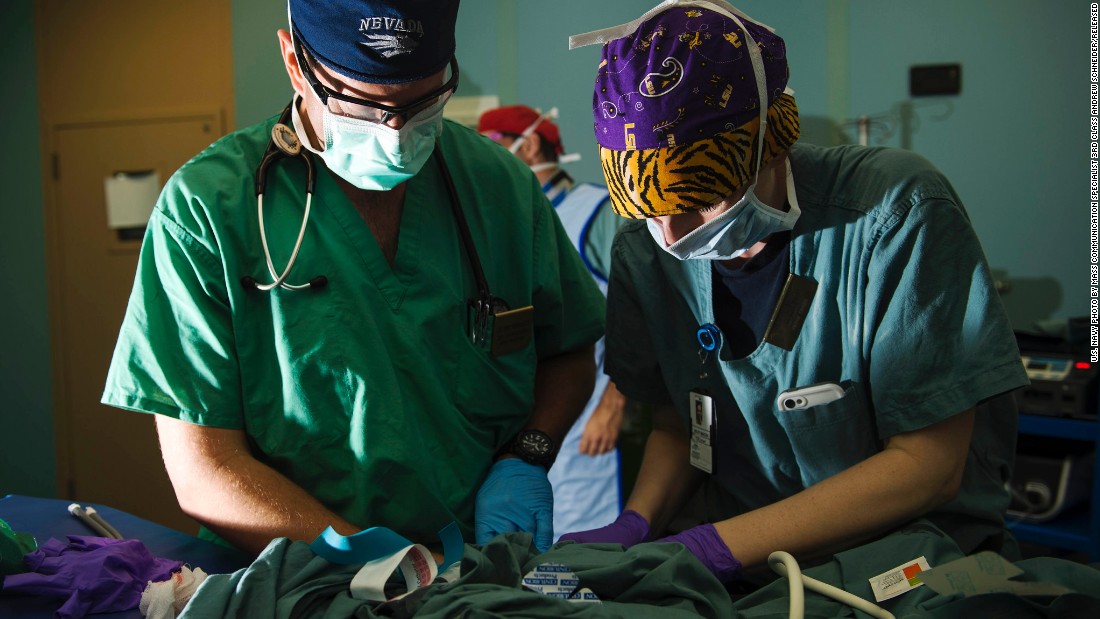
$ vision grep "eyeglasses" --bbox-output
[294,38,460,124]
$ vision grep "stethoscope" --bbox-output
[244,101,506,344]
[242,102,325,291]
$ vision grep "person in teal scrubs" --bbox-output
[560,0,1029,607]
[102,0,604,556]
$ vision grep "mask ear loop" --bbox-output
[512,107,584,173]
[508,107,560,154]
[724,12,769,190]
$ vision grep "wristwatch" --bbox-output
[499,429,559,469]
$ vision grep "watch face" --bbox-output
[518,430,552,456]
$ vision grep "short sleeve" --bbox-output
[865,198,1027,437]
[530,187,607,359]
[604,226,675,405]
[102,199,243,428]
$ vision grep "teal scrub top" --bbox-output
[605,143,1028,553]
[102,115,606,544]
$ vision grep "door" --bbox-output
[51,116,220,532]
[38,0,232,533]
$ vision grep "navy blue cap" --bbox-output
[289,0,459,85]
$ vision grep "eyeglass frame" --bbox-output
[293,37,460,125]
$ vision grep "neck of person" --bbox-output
[719,238,770,270]
[338,175,407,266]
[532,160,561,185]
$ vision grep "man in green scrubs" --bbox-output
[102,0,604,556]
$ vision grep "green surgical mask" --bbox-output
[293,94,445,191]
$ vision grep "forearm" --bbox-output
[186,453,357,555]
[157,417,357,556]
[592,380,626,425]
[579,380,626,455]
[528,346,596,443]
[714,409,975,569]
[625,405,704,535]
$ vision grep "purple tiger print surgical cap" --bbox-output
[586,3,789,152]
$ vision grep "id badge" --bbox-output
[689,391,714,474]
[490,305,534,356]
[762,273,817,350]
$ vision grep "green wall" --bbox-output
[0,0,55,498]
[1,0,1091,497]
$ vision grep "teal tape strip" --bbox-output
[310,521,464,569]
[437,521,463,570]
[309,526,414,565]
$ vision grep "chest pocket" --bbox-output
[238,287,354,465]
[772,382,879,487]
[454,324,537,445]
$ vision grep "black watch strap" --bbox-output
[499,428,558,469]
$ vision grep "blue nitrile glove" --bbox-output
[558,509,651,547]
[657,524,742,582]
[475,458,554,552]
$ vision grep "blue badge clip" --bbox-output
[696,323,722,352]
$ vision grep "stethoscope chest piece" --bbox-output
[271,123,302,156]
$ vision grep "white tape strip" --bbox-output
[349,544,438,602]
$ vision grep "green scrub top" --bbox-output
[102,115,606,545]
[605,143,1028,553]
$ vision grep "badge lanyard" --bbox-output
[690,323,721,474]
[431,147,535,357]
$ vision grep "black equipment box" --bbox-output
[1014,353,1100,420]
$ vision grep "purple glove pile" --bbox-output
[1,536,183,619]
[559,511,741,582]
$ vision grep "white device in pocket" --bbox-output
[776,383,845,411]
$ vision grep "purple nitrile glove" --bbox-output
[2,535,183,618]
[558,509,651,547]
[657,523,742,582]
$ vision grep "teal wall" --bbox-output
[1,0,1090,497]
[232,0,292,128]
[0,0,55,498]
[842,0,1086,328]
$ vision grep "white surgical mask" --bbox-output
[646,158,800,261]
[529,162,559,173]
[528,153,581,174]
[292,95,445,191]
